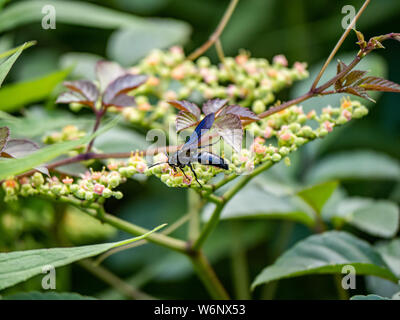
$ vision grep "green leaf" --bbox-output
[305,151,400,184]
[327,198,399,238]
[0,117,119,180]
[297,181,338,214]
[0,69,70,112]
[0,223,165,291]
[202,182,316,227]
[252,231,398,290]
[3,291,96,300]
[350,294,390,300]
[0,45,23,87]
[375,239,400,278]
[0,40,36,60]
[107,20,191,66]
[0,0,189,32]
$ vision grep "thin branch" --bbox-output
[310,0,371,91]
[86,108,105,153]
[215,39,226,63]
[79,259,155,300]
[193,161,274,250]
[187,0,239,60]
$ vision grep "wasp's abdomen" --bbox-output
[197,152,229,170]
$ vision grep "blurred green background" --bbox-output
[0,0,399,299]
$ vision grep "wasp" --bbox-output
[149,112,228,187]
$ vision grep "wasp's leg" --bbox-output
[179,167,189,180]
[188,163,202,187]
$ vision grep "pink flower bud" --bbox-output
[294,62,307,73]
[342,109,352,121]
[171,65,185,80]
[169,46,184,55]
[245,160,255,172]
[263,127,273,139]
[93,184,105,195]
[279,131,292,141]
[136,162,147,173]
[62,177,73,184]
[235,54,248,65]
[273,55,288,67]
[323,121,334,132]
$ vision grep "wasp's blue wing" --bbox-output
[181,113,215,152]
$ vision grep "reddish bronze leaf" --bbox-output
[168,100,201,120]
[358,76,400,93]
[56,91,94,107]
[343,70,368,87]
[202,99,228,115]
[96,60,126,91]
[63,80,99,107]
[0,127,10,153]
[176,111,200,132]
[214,114,243,153]
[335,60,348,90]
[219,104,260,121]
[103,74,148,107]
[343,87,375,103]
[106,94,135,108]
[2,139,49,175]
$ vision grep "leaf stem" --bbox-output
[193,161,273,250]
[310,0,371,91]
[79,259,155,300]
[187,0,239,60]
[189,251,230,299]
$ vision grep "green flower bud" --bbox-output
[75,189,86,199]
[32,172,44,187]
[352,106,368,119]
[84,191,94,201]
[284,157,291,167]
[279,147,290,156]
[197,56,211,68]
[102,188,112,198]
[253,100,266,114]
[70,103,84,112]
[113,191,123,200]
[271,153,282,162]
[51,185,63,196]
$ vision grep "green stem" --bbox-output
[230,222,251,299]
[79,259,155,300]
[193,161,274,250]
[102,212,188,254]
[190,251,230,299]
[187,0,240,60]
[188,189,202,242]
[334,274,349,300]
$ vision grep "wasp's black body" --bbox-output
[150,112,229,187]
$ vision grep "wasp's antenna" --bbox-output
[148,162,168,169]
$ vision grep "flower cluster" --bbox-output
[1,153,152,203]
[2,170,123,203]
[43,125,89,156]
[116,47,308,128]
[230,97,368,173]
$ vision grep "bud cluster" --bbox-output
[230,97,368,173]
[43,125,89,156]
[116,47,308,128]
